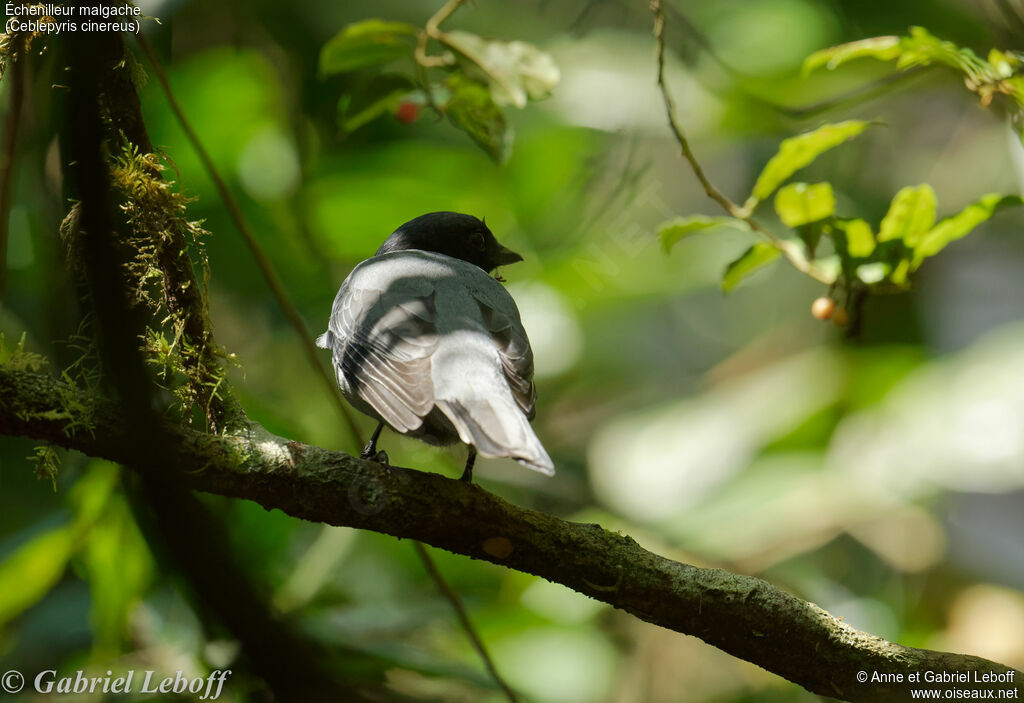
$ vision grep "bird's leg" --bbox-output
[460,446,477,482]
[360,422,390,465]
[359,421,384,458]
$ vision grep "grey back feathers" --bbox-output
[317,250,554,475]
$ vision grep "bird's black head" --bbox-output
[375,212,524,273]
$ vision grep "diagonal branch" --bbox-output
[2,366,1019,703]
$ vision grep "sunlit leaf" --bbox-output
[805,27,985,77]
[749,121,870,204]
[658,215,749,254]
[987,49,1020,79]
[773,182,835,227]
[833,218,876,258]
[445,73,508,161]
[878,184,936,247]
[804,28,1024,131]
[913,194,1024,266]
[0,527,75,626]
[890,258,912,286]
[443,30,560,108]
[319,20,418,75]
[895,26,986,74]
[856,262,889,284]
[722,242,781,292]
[802,36,901,75]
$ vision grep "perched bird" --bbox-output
[317,212,554,481]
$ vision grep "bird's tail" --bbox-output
[436,397,554,476]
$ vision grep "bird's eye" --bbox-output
[470,231,485,250]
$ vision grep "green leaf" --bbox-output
[833,218,876,258]
[803,35,902,75]
[773,182,835,227]
[0,527,75,627]
[722,242,781,292]
[444,73,509,162]
[829,218,875,281]
[443,30,560,108]
[749,121,870,204]
[878,184,937,247]
[803,27,984,77]
[895,26,987,75]
[803,28,1021,122]
[855,262,888,284]
[913,194,1023,266]
[319,20,418,75]
[987,49,1021,79]
[337,74,416,134]
[890,258,912,286]
[658,215,749,253]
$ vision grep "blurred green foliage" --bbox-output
[2,0,1024,701]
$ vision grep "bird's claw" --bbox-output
[360,449,390,467]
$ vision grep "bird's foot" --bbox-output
[360,422,387,461]
[363,449,390,467]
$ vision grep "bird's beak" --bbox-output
[493,244,524,266]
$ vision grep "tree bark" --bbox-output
[2,366,1019,703]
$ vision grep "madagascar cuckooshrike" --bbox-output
[317,212,554,481]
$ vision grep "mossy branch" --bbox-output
[1,366,1019,703]
[64,32,238,431]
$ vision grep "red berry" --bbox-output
[396,101,419,124]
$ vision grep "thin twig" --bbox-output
[136,35,365,447]
[650,0,832,284]
[415,0,468,69]
[413,0,479,119]
[0,54,25,302]
[412,542,519,703]
[652,2,733,216]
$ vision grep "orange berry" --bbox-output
[811,296,836,321]
[832,308,849,327]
